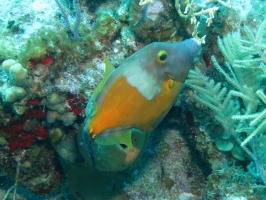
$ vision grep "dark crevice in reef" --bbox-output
[163,106,212,178]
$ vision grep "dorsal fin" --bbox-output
[89,101,98,118]
[103,57,115,76]
[92,57,115,98]
[89,57,115,117]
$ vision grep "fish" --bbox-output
[78,38,201,169]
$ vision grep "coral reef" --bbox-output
[41,92,78,126]
[129,0,178,41]
[0,0,266,199]
[0,106,48,151]
[205,166,264,199]
[0,146,63,199]
[124,124,206,199]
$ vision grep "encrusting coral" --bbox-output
[2,86,27,103]
[0,59,32,103]
[8,63,31,87]
[41,92,77,126]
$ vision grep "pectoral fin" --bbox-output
[95,129,133,148]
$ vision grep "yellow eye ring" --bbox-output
[157,50,167,62]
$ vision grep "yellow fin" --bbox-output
[92,57,115,99]
[103,57,115,77]
[89,57,115,117]
[95,129,133,148]
[89,101,98,118]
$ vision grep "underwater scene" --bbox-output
[0,0,265,199]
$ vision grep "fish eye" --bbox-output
[157,50,167,62]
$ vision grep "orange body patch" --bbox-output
[88,76,182,137]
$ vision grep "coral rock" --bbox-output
[9,63,29,87]
[1,59,17,74]
[3,85,27,103]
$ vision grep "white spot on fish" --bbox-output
[123,64,161,100]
